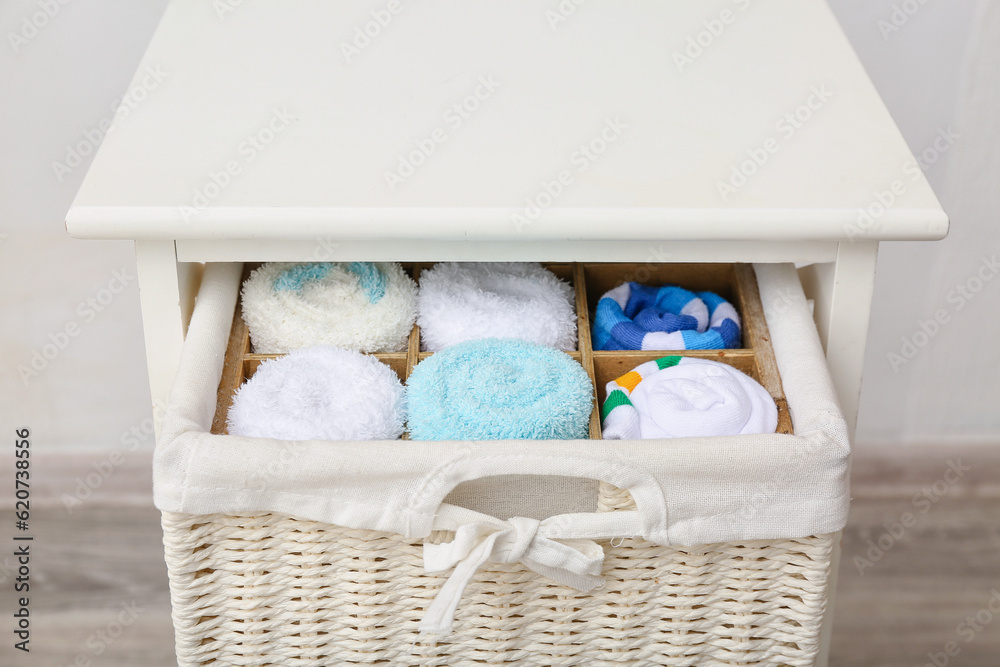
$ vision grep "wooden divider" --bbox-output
[573,263,603,440]
[211,262,792,437]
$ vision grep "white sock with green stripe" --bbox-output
[601,356,777,439]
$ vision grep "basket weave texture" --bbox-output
[162,485,833,666]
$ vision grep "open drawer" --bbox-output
[211,262,794,438]
[154,262,850,667]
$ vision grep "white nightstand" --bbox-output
[66,1,947,663]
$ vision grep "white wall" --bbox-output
[0,0,170,448]
[825,0,997,444]
[1,0,994,448]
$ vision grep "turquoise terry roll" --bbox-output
[406,338,594,441]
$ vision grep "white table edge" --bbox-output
[65,206,949,242]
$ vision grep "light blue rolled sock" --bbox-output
[406,338,594,441]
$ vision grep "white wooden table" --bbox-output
[66,1,947,663]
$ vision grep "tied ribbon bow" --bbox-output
[419,516,606,635]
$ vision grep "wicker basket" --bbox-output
[155,261,847,666]
[162,500,834,666]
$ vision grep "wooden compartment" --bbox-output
[212,262,792,437]
[583,263,792,435]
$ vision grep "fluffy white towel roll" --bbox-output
[227,346,406,441]
[601,356,777,439]
[417,262,577,351]
[241,262,417,354]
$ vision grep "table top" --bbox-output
[66,0,948,242]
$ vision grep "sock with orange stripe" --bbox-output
[601,356,777,439]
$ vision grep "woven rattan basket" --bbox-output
[162,495,834,666]
[156,261,845,666]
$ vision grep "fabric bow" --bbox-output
[419,516,606,634]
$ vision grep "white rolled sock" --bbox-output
[602,356,778,439]
[227,346,406,441]
[241,262,417,354]
[417,262,577,351]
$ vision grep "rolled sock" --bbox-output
[406,338,593,440]
[593,282,740,351]
[227,346,406,441]
[601,356,777,439]
[241,261,417,354]
[417,262,577,351]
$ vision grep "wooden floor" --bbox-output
[1,443,998,666]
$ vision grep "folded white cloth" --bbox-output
[417,262,577,351]
[227,346,406,441]
[601,356,777,439]
[241,262,417,354]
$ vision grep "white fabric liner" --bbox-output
[154,262,850,548]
